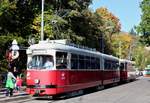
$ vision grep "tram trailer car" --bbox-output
[119,59,136,82]
[26,40,121,97]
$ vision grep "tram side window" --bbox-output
[56,52,67,69]
[111,62,114,69]
[112,61,118,70]
[125,63,127,70]
[104,60,111,70]
[104,60,108,70]
[71,54,78,69]
[109,61,112,70]
[96,58,100,69]
[86,56,91,69]
[79,55,85,69]
[120,63,124,70]
[91,57,96,69]
[115,62,119,69]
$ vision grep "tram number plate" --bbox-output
[35,89,40,94]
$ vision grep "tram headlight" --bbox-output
[34,79,40,84]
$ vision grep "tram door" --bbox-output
[55,52,69,91]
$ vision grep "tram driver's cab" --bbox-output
[27,50,68,70]
[28,55,54,70]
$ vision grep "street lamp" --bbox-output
[10,39,19,51]
[10,39,19,60]
[6,39,19,69]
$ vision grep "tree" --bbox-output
[133,44,150,70]
[129,28,137,36]
[96,7,121,42]
[0,0,122,73]
[0,0,35,38]
[112,31,150,70]
[0,0,95,72]
[136,0,150,45]
[112,32,134,59]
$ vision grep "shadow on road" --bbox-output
[33,79,139,101]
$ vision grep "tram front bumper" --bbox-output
[34,89,45,96]
[27,85,57,96]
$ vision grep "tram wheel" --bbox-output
[52,95,59,100]
[96,85,104,91]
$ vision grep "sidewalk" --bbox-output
[0,88,6,92]
[0,86,26,95]
[0,93,31,103]
[0,88,6,95]
[0,87,31,103]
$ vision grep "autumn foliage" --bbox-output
[96,7,121,36]
[112,32,135,59]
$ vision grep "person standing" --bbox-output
[16,74,23,92]
[13,66,18,91]
[13,67,18,78]
[5,69,16,97]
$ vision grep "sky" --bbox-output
[90,0,142,32]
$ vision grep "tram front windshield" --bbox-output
[28,55,54,69]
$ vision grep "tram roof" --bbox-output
[28,40,118,60]
[119,59,135,64]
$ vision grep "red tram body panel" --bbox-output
[26,70,57,95]
[103,71,120,85]
[26,70,103,96]
[120,70,127,82]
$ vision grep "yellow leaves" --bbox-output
[69,10,81,17]
[96,7,107,16]
[112,32,135,58]
[117,33,133,43]
[82,10,93,18]
[96,7,119,21]
[96,7,121,35]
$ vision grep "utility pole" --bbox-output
[118,41,122,71]
[119,41,122,59]
[99,34,104,53]
[128,44,132,60]
[41,0,44,41]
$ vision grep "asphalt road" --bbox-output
[16,77,150,103]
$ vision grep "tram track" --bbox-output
[11,97,56,103]
[16,90,85,103]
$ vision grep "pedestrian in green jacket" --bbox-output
[5,69,16,96]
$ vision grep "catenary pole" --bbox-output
[41,0,44,41]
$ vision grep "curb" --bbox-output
[0,88,6,92]
[0,94,31,103]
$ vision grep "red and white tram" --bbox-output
[26,40,120,97]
